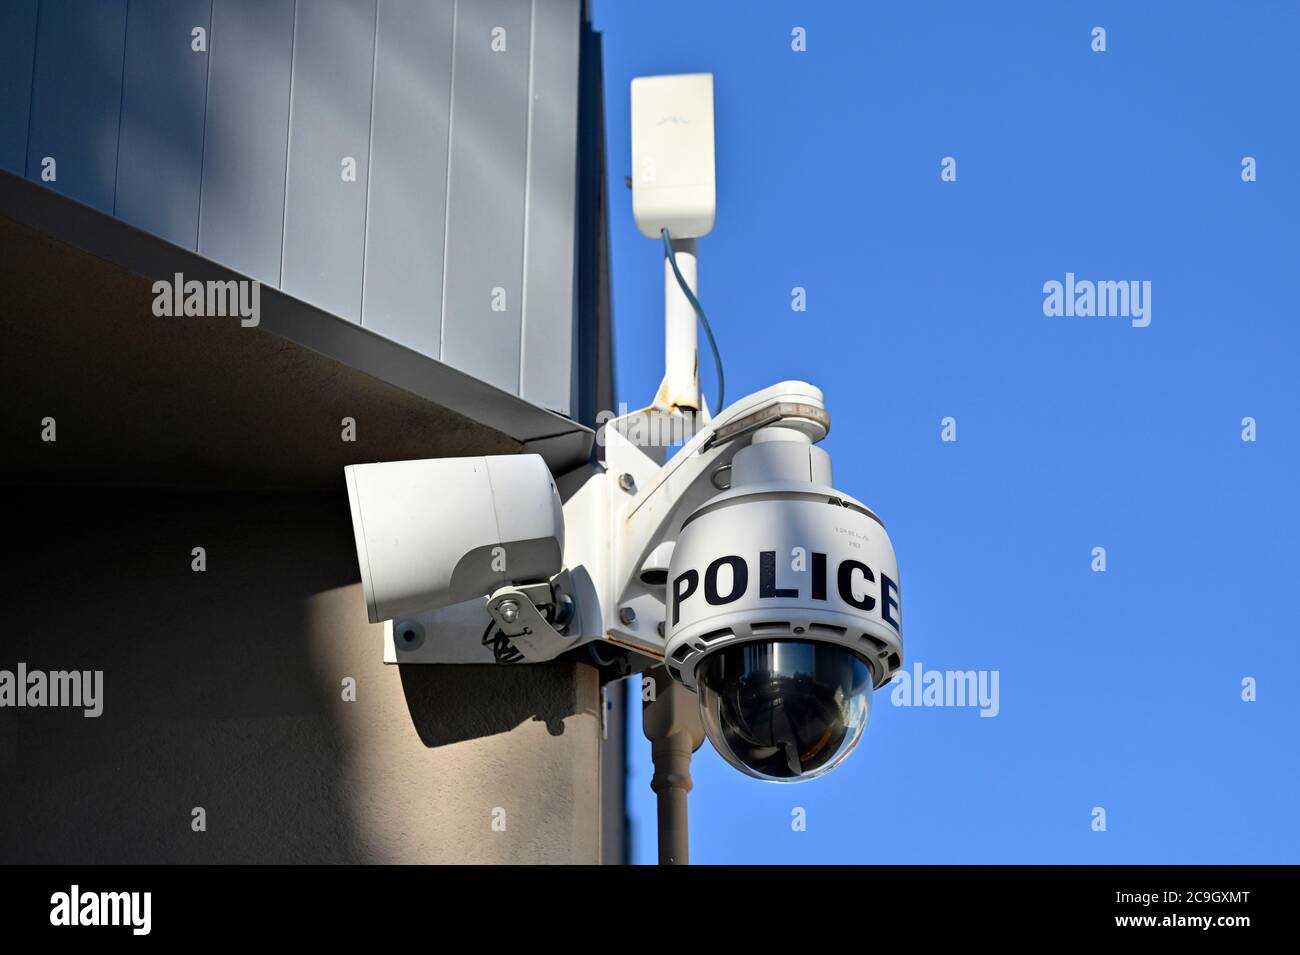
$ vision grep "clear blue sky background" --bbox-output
[592,0,1300,864]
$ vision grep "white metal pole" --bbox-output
[662,237,700,413]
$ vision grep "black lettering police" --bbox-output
[671,550,900,631]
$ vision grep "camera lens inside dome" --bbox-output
[697,639,873,782]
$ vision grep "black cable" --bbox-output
[481,619,524,664]
[661,227,725,414]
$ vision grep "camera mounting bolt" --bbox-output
[498,599,520,624]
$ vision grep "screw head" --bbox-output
[394,620,425,651]
[499,599,519,624]
[618,606,637,626]
[618,473,637,494]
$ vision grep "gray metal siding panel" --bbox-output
[520,0,580,415]
[360,0,454,357]
[6,0,586,416]
[115,0,212,249]
[280,0,377,322]
[440,0,532,393]
[25,0,129,212]
[197,0,294,285]
[0,0,39,175]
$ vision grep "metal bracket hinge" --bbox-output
[485,573,579,663]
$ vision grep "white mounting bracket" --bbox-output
[591,380,831,661]
[485,576,578,662]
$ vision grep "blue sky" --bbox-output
[592,0,1300,863]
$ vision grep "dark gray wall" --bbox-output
[0,0,582,415]
[0,489,605,863]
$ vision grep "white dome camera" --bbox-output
[661,426,902,782]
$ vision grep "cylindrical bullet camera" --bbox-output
[344,454,565,624]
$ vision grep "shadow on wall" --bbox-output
[400,664,575,745]
[0,488,368,863]
[0,487,599,863]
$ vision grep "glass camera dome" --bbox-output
[696,639,874,782]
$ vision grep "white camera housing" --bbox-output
[662,428,903,693]
[344,455,564,624]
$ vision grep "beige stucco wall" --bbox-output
[0,488,605,864]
